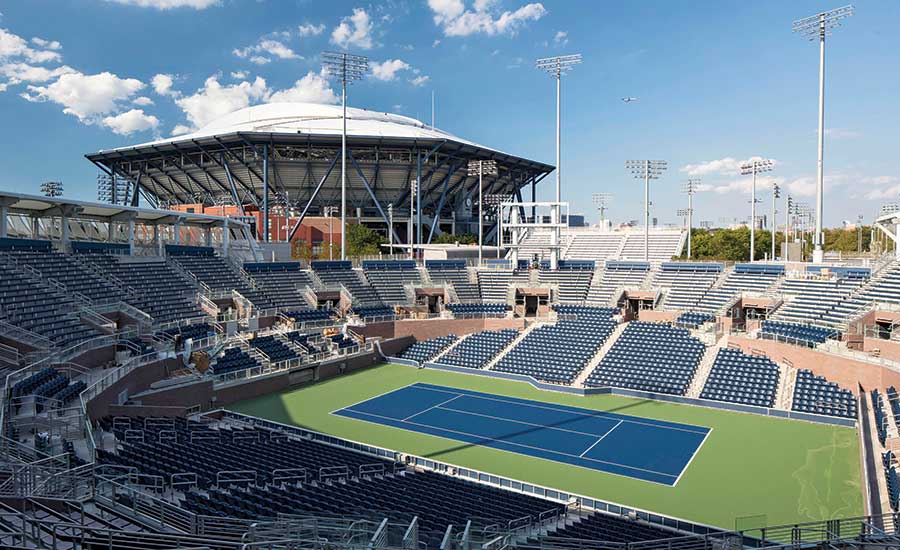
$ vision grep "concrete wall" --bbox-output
[638,310,678,323]
[356,317,525,342]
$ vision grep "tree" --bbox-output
[432,233,477,245]
[345,223,386,257]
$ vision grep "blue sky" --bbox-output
[0,0,897,228]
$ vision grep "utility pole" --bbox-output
[682,179,700,259]
[468,160,498,267]
[772,182,781,261]
[740,159,774,262]
[626,160,668,261]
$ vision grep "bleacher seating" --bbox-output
[772,275,866,328]
[584,322,706,395]
[563,232,624,262]
[351,305,395,319]
[155,322,214,343]
[694,263,784,315]
[888,387,900,431]
[676,311,714,329]
[426,260,481,302]
[654,262,722,311]
[438,329,519,369]
[282,308,334,323]
[493,307,617,384]
[476,268,529,302]
[873,389,888,446]
[538,264,594,304]
[885,452,899,511]
[700,348,780,407]
[399,335,458,363]
[250,335,298,363]
[586,261,650,306]
[446,303,508,317]
[760,320,839,347]
[618,231,684,262]
[244,262,315,310]
[171,248,276,310]
[5,246,128,304]
[362,260,420,305]
[541,511,676,543]
[791,369,857,418]
[312,261,383,305]
[210,347,260,375]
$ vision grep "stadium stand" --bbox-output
[888,387,900,430]
[244,262,315,310]
[584,322,706,395]
[538,510,676,543]
[446,303,508,317]
[693,263,784,315]
[250,335,299,363]
[563,232,625,262]
[438,329,519,369]
[676,311,714,329]
[585,261,650,306]
[759,320,839,347]
[398,334,458,363]
[538,262,594,303]
[168,246,276,309]
[700,348,780,407]
[654,262,723,310]
[492,306,618,383]
[885,451,899,511]
[771,273,867,327]
[210,347,261,375]
[312,260,383,305]
[618,232,684,262]
[791,369,857,418]
[477,268,529,302]
[426,260,481,302]
[873,389,888,446]
[362,260,421,305]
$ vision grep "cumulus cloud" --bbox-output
[151,73,176,96]
[428,0,547,37]
[105,0,219,9]
[0,62,75,84]
[22,71,144,122]
[298,22,326,37]
[267,71,339,104]
[132,96,154,106]
[371,59,410,81]
[0,28,62,63]
[230,70,248,80]
[233,39,301,63]
[331,8,374,49]
[31,37,61,50]
[862,176,900,200]
[409,75,430,87]
[709,175,781,195]
[553,30,568,45]
[102,108,160,135]
[171,124,192,136]
[680,156,777,177]
[175,75,268,129]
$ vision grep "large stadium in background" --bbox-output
[85,102,554,244]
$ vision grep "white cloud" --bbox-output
[298,23,326,37]
[132,95,153,106]
[101,108,159,135]
[268,71,339,104]
[680,156,777,177]
[174,75,268,129]
[331,8,374,49]
[862,176,900,200]
[0,28,62,63]
[710,175,780,195]
[22,71,144,122]
[171,124,192,136]
[230,70,248,79]
[249,56,270,65]
[432,39,441,47]
[31,37,61,50]
[371,59,410,81]
[151,73,176,96]
[409,75,430,87]
[0,82,6,93]
[553,30,568,45]
[234,39,301,62]
[428,0,547,37]
[0,62,75,84]
[105,0,219,9]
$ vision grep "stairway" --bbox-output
[484,323,543,371]
[432,335,468,363]
[573,321,628,387]
[686,340,726,398]
[775,365,798,410]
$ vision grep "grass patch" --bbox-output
[228,363,862,529]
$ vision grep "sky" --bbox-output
[0,0,898,229]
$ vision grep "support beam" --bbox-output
[262,144,269,242]
[348,150,403,245]
[128,219,135,255]
[287,153,339,242]
[222,219,230,254]
[221,154,246,216]
[427,160,464,243]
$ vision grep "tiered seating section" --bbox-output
[772,270,867,328]
[619,231,684,262]
[446,303,508,317]
[538,262,594,303]
[885,451,899,512]
[585,261,649,306]
[312,260,383,305]
[211,347,261,375]
[760,320,839,347]
[655,262,722,310]
[700,348,780,407]
[438,329,518,369]
[694,264,784,314]
[541,511,675,543]
[426,260,481,302]
[250,335,298,363]
[676,311,714,329]
[477,268,529,302]
[362,260,420,305]
[168,246,275,309]
[791,369,857,418]
[517,229,685,263]
[873,389,888,446]
[584,322,705,395]
[493,306,617,384]
[244,262,314,310]
[399,334,458,363]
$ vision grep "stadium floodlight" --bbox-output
[772,183,781,260]
[592,193,612,230]
[40,181,63,198]
[323,206,339,260]
[468,160,498,266]
[880,203,900,217]
[740,159,774,262]
[408,178,418,259]
[537,53,581,269]
[857,213,864,253]
[793,5,854,264]
[626,160,667,261]
[322,51,368,261]
[682,179,701,259]
[485,194,514,259]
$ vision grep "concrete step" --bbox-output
[686,339,726,398]
[484,322,544,371]
[574,321,628,388]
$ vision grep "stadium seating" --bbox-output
[170,247,277,310]
[585,261,650,306]
[538,264,594,303]
[700,348,780,407]
[426,260,481,302]
[244,262,315,310]
[312,261,383,305]
[541,511,677,543]
[772,275,866,327]
[5,245,128,304]
[438,329,519,369]
[210,347,261,375]
[493,307,617,384]
[676,311,714,329]
[619,232,684,262]
[563,232,625,262]
[250,335,298,363]
[476,268,529,302]
[791,369,857,418]
[759,320,839,347]
[885,451,899,511]
[446,302,508,317]
[888,387,900,430]
[654,262,722,311]
[399,334,458,363]
[693,263,784,314]
[282,308,335,323]
[584,322,706,395]
[351,305,395,319]
[873,389,888,446]
[155,322,215,343]
[362,260,421,305]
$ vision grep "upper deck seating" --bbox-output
[585,261,650,306]
[538,262,595,304]
[584,322,705,395]
[169,247,276,310]
[362,261,421,305]
[476,268,529,303]
[312,261,383,305]
[618,232,684,262]
[244,262,315,310]
[654,262,722,311]
[426,260,481,302]
[563,233,625,261]
[694,263,784,314]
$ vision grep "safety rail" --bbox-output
[196,293,220,318]
[0,319,54,350]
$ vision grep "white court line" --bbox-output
[579,420,623,458]
[438,404,620,439]
[411,383,710,435]
[403,395,462,422]
[672,427,713,487]
[338,407,678,482]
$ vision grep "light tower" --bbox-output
[682,179,700,259]
[485,194,514,259]
[793,5,854,263]
[740,159,774,262]
[771,182,780,261]
[536,53,581,270]
[468,159,498,266]
[40,181,63,198]
[592,193,612,231]
[626,160,667,261]
[322,51,368,261]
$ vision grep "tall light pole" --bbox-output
[40,181,63,198]
[536,54,581,270]
[408,178,417,260]
[626,160,667,261]
[468,160,498,266]
[857,214,864,254]
[322,51,368,261]
[592,193,612,231]
[740,159,773,262]
[771,182,780,261]
[324,206,339,260]
[485,194,513,260]
[387,203,394,256]
[793,5,854,264]
[682,179,700,259]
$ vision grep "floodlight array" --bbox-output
[793,5,854,39]
[535,54,582,76]
[625,160,667,179]
[740,159,774,176]
[40,181,63,198]
[467,159,498,177]
[322,51,369,84]
[683,178,701,195]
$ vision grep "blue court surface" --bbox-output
[332,383,711,486]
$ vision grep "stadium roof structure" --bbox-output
[85,102,555,243]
